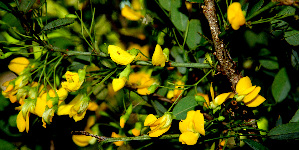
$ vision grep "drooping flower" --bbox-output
[235,76,266,107]
[61,69,85,92]
[119,104,133,128]
[152,44,167,67]
[16,99,36,133]
[179,110,205,145]
[57,94,90,122]
[127,71,157,95]
[227,2,246,30]
[8,57,30,75]
[112,64,131,92]
[132,122,142,136]
[144,113,172,137]
[108,45,136,65]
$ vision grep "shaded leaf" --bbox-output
[159,0,171,11]
[186,19,203,50]
[173,96,198,120]
[271,67,291,103]
[290,109,299,123]
[259,56,279,70]
[151,100,167,116]
[170,0,188,32]
[242,139,269,150]
[284,27,299,46]
[187,0,203,3]
[19,0,36,13]
[0,1,11,12]
[268,122,299,140]
[247,0,264,19]
[0,139,16,150]
[43,18,75,31]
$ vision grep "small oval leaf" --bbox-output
[271,67,291,103]
[43,18,75,31]
[268,122,299,140]
[173,96,198,120]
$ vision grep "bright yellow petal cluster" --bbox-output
[236,76,266,107]
[227,2,246,30]
[121,5,143,21]
[8,57,30,75]
[179,110,205,145]
[144,113,172,137]
[210,83,233,109]
[108,45,136,65]
[61,71,84,92]
[152,44,167,67]
[128,71,156,95]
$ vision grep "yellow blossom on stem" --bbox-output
[132,122,142,136]
[8,57,30,75]
[144,113,172,137]
[227,2,246,30]
[121,5,143,21]
[61,68,85,92]
[128,71,157,95]
[235,76,266,107]
[209,83,234,109]
[152,44,167,67]
[112,77,127,92]
[108,45,136,65]
[179,110,205,145]
[171,80,185,102]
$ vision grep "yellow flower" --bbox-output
[57,94,90,122]
[121,5,143,21]
[128,71,156,95]
[210,83,234,109]
[144,113,172,137]
[61,71,84,92]
[132,122,142,136]
[16,110,30,133]
[34,97,47,117]
[111,132,124,146]
[72,116,96,147]
[112,77,127,92]
[108,45,136,65]
[235,76,266,107]
[132,128,140,136]
[227,2,246,30]
[45,88,69,108]
[171,80,185,102]
[179,110,205,145]
[8,57,30,75]
[152,44,167,67]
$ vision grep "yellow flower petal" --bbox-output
[132,128,141,136]
[108,45,135,65]
[245,95,266,107]
[236,76,253,95]
[25,112,30,133]
[243,86,261,103]
[61,71,82,92]
[227,2,246,30]
[121,5,143,21]
[8,57,29,75]
[17,111,26,132]
[57,104,73,116]
[239,85,256,95]
[214,92,233,106]
[193,110,205,136]
[120,117,126,128]
[144,114,157,126]
[179,110,195,133]
[35,97,47,117]
[73,110,87,122]
[112,77,127,92]
[179,132,200,145]
[152,44,166,67]
[148,125,170,137]
[72,135,91,147]
[111,132,124,146]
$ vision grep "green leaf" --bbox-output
[187,0,203,3]
[247,0,264,19]
[151,100,167,116]
[186,19,203,50]
[271,67,291,103]
[172,96,198,120]
[290,109,299,123]
[42,18,75,32]
[284,27,299,46]
[170,0,188,32]
[277,6,296,16]
[0,94,10,111]
[0,1,11,12]
[242,139,269,150]
[259,56,279,70]
[159,0,171,11]
[268,122,299,140]
[19,0,36,13]
[0,139,16,150]
[8,114,17,127]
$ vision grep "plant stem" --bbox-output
[135,60,211,68]
[100,134,180,144]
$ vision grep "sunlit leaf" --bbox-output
[173,96,198,120]
[159,0,171,11]
[271,67,291,103]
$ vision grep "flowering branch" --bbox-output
[202,0,242,91]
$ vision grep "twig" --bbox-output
[202,0,241,92]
